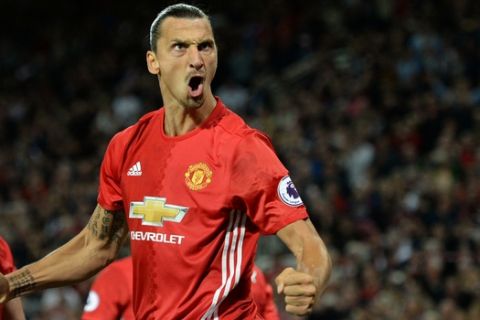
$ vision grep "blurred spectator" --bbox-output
[2,0,480,318]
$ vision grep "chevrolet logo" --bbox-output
[129,197,188,227]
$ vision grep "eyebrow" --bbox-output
[199,39,214,46]
[170,39,188,44]
[169,38,214,45]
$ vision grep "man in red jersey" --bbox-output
[81,257,279,320]
[251,265,280,320]
[0,3,331,319]
[81,257,134,320]
[0,236,25,320]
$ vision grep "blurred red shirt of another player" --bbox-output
[250,265,280,320]
[82,257,134,320]
[82,257,279,320]
[0,236,17,320]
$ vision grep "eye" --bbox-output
[172,42,187,52]
[198,41,214,52]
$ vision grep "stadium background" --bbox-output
[1,0,480,319]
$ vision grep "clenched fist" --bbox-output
[275,267,317,316]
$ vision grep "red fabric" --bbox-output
[0,236,16,320]
[82,257,134,320]
[250,265,280,320]
[82,258,280,320]
[97,99,308,319]
[0,237,15,275]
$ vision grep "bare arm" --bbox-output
[275,218,331,316]
[0,204,128,303]
[3,297,25,320]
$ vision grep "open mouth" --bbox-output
[188,76,204,98]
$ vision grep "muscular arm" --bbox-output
[0,204,128,303]
[275,218,331,316]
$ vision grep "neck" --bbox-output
[163,95,217,136]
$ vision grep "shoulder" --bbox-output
[114,256,133,277]
[214,105,279,172]
[110,109,160,143]
[104,256,131,273]
[105,109,161,154]
[216,105,273,149]
[0,236,8,251]
[0,236,15,273]
[0,236,12,258]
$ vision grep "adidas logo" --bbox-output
[127,161,142,176]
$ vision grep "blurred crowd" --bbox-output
[1,0,480,319]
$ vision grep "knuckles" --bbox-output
[285,304,312,316]
[276,268,318,316]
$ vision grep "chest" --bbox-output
[119,136,232,231]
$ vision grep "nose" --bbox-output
[188,47,204,70]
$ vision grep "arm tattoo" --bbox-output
[8,269,36,299]
[87,207,126,245]
[87,209,101,238]
[109,209,127,245]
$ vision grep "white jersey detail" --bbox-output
[127,161,142,176]
[83,290,100,312]
[201,210,247,320]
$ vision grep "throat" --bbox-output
[163,108,208,137]
[162,96,217,136]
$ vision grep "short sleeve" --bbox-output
[0,236,16,274]
[230,132,308,235]
[97,134,124,211]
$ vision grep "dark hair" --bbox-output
[149,3,208,52]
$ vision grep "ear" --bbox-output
[146,51,160,75]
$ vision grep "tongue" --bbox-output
[188,83,204,98]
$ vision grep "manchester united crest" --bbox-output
[185,162,213,190]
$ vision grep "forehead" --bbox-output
[158,17,214,42]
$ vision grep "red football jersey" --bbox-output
[82,257,279,320]
[82,257,134,320]
[251,265,280,320]
[98,98,308,320]
[0,236,16,320]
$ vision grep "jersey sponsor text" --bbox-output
[130,231,185,245]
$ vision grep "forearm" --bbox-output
[296,226,331,294]
[278,219,332,294]
[1,205,127,302]
[276,219,331,316]
[5,229,115,300]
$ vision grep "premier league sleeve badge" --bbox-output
[277,176,304,207]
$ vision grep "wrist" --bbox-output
[0,275,10,303]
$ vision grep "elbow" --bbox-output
[100,253,116,269]
[82,233,121,273]
[105,248,119,266]
[97,246,118,270]
[85,241,119,275]
[85,249,116,279]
